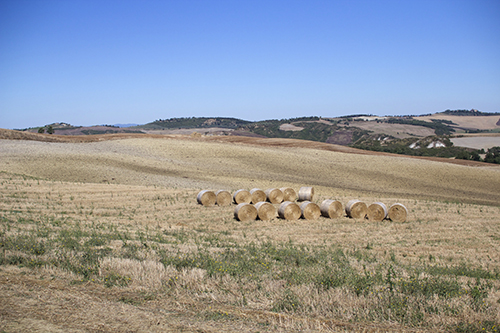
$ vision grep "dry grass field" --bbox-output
[1,130,500,332]
[451,135,500,150]
[418,115,500,131]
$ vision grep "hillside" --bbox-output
[1,134,500,332]
[10,109,500,163]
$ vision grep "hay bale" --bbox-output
[345,200,367,219]
[197,190,216,206]
[233,189,252,204]
[278,201,301,220]
[388,203,408,222]
[250,188,267,204]
[234,203,258,221]
[299,201,321,220]
[367,202,388,221]
[298,187,314,202]
[265,188,284,204]
[215,190,232,206]
[280,187,297,202]
[254,202,276,220]
[320,199,343,218]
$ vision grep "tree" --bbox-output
[47,125,54,134]
[38,127,45,134]
[484,147,500,164]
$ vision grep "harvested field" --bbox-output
[451,135,500,150]
[418,114,500,131]
[1,131,500,332]
[342,122,436,138]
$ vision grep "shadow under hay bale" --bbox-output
[278,201,301,220]
[388,203,408,222]
[215,190,232,206]
[280,187,297,202]
[197,190,216,206]
[299,201,321,220]
[320,199,343,218]
[367,202,388,221]
[234,203,258,221]
[233,189,252,205]
[345,200,367,219]
[254,202,276,220]
[265,188,283,204]
[250,188,267,204]
[297,186,314,202]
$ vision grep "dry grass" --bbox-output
[418,115,500,131]
[1,134,500,332]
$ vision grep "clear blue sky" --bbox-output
[1,0,499,129]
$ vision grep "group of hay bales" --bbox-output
[196,187,407,222]
[345,200,408,222]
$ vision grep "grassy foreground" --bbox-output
[1,170,499,332]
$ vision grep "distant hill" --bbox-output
[9,110,500,164]
[137,117,252,130]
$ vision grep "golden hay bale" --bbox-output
[320,199,343,218]
[215,190,232,206]
[278,201,301,220]
[233,189,252,204]
[254,202,277,220]
[299,201,321,220]
[197,190,216,206]
[250,188,267,203]
[367,202,388,221]
[265,188,284,204]
[280,187,297,202]
[298,186,314,202]
[345,200,367,219]
[234,203,258,221]
[388,203,408,222]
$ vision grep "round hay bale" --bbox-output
[234,203,258,221]
[388,203,408,222]
[320,199,343,218]
[345,200,367,219]
[298,187,314,202]
[250,188,267,204]
[215,190,232,206]
[254,202,276,220]
[278,201,301,220]
[299,201,321,220]
[280,187,297,202]
[367,202,388,221]
[265,188,283,204]
[197,190,216,206]
[233,189,251,204]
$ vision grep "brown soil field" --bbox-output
[1,129,500,332]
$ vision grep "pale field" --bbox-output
[339,122,436,139]
[418,114,500,131]
[451,136,500,150]
[1,135,500,332]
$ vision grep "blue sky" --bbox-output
[1,0,499,129]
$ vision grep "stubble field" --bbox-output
[1,133,500,332]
